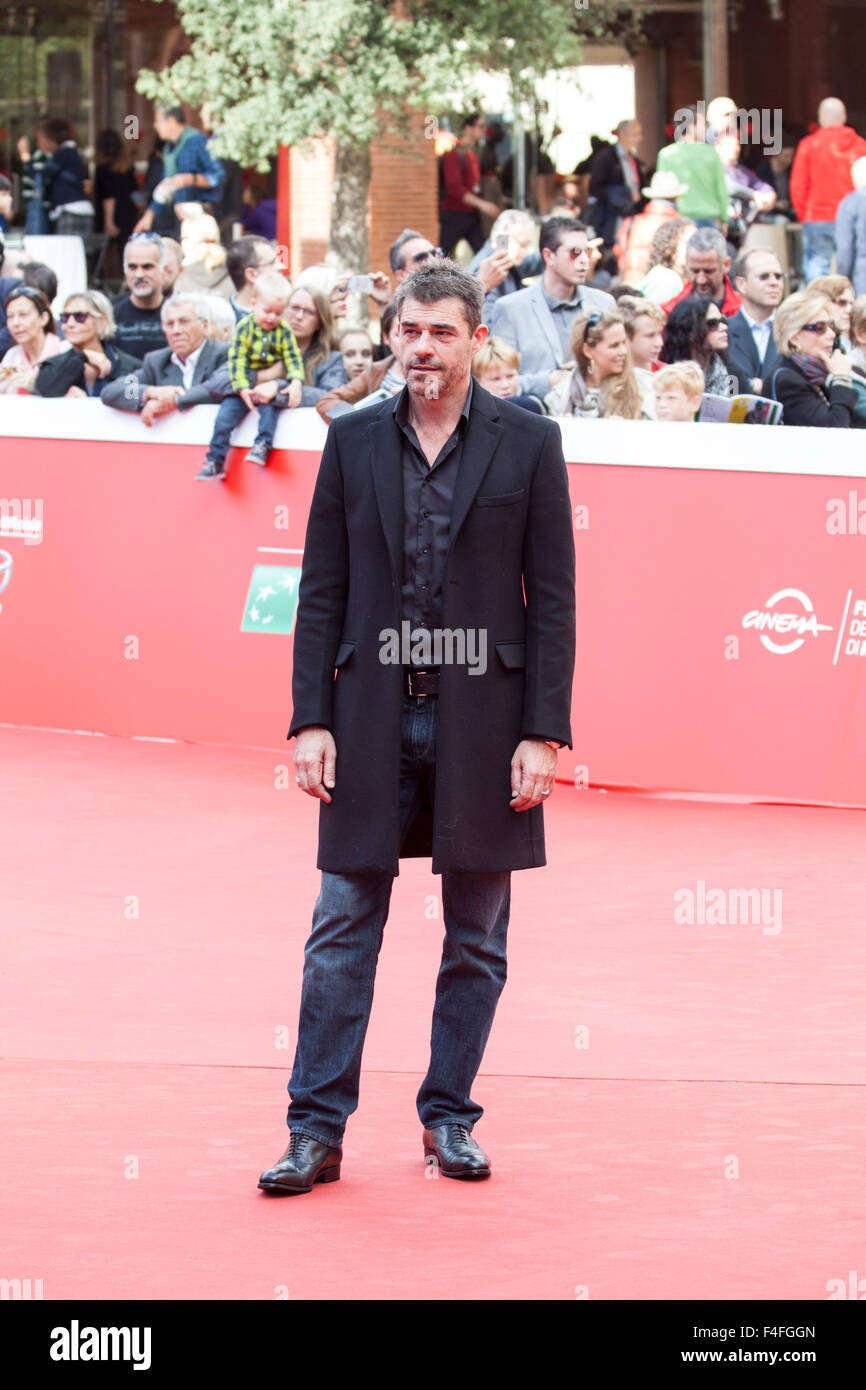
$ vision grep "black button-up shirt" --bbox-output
[393,377,473,665]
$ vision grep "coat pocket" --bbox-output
[475,487,527,508]
[495,640,526,669]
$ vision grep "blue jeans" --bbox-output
[206,393,278,465]
[286,693,511,1146]
[801,222,836,283]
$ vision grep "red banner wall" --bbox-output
[2,402,865,806]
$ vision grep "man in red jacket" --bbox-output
[790,98,866,282]
[662,226,742,318]
[438,114,500,258]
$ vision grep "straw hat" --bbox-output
[641,169,689,200]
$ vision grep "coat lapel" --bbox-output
[530,282,563,365]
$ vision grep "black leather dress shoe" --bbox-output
[422,1123,491,1180]
[258,1132,342,1195]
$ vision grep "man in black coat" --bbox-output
[588,119,650,248]
[726,247,785,395]
[258,260,576,1194]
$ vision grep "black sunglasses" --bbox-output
[59,310,94,324]
[410,247,443,265]
[706,314,728,327]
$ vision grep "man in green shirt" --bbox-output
[656,105,729,228]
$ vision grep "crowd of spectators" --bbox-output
[3,93,866,439]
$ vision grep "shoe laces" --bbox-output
[448,1123,472,1145]
[289,1132,312,1156]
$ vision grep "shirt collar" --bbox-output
[393,374,474,430]
[172,341,204,375]
[741,307,774,333]
[541,281,581,311]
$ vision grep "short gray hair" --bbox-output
[490,208,535,242]
[124,232,166,269]
[686,226,728,263]
[65,288,117,339]
[161,292,210,325]
[394,258,484,333]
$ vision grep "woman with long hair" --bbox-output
[545,307,653,418]
[659,295,730,394]
[286,283,346,400]
[0,286,67,393]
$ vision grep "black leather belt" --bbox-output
[405,668,440,697]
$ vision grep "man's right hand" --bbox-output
[294,727,337,803]
[477,252,512,293]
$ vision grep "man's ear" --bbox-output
[733,276,745,295]
[723,256,732,277]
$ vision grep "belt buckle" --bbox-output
[407,669,423,697]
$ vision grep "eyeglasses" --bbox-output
[800,320,834,335]
[584,310,604,328]
[59,310,94,324]
[410,247,443,265]
[127,231,163,245]
[706,315,728,327]
[561,244,590,259]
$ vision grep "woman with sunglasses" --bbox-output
[659,295,731,395]
[766,289,862,428]
[0,285,67,394]
[545,307,653,418]
[806,275,855,351]
[34,291,141,398]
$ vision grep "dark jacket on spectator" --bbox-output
[44,143,88,213]
[100,339,229,411]
[35,343,142,398]
[726,310,783,395]
[768,360,863,427]
[0,274,24,356]
[835,187,866,297]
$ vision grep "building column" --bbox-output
[702,0,729,102]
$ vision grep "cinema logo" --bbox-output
[741,588,832,654]
[379,622,487,674]
[49,1320,152,1371]
[0,496,42,545]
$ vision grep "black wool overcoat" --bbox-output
[288,382,576,874]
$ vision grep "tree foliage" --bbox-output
[138,0,646,168]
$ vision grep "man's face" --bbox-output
[125,245,163,302]
[464,119,484,146]
[655,386,700,422]
[162,241,183,291]
[162,305,206,358]
[476,362,520,398]
[153,110,179,142]
[246,243,279,289]
[544,230,590,287]
[737,252,785,312]
[686,248,728,300]
[622,121,643,153]
[395,296,486,400]
[252,293,289,333]
[629,314,664,367]
[340,332,374,379]
[396,238,436,283]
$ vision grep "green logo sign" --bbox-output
[241,564,301,635]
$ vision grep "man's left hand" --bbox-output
[509,739,557,811]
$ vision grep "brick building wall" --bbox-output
[284,108,438,288]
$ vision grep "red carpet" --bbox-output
[2,725,863,1299]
